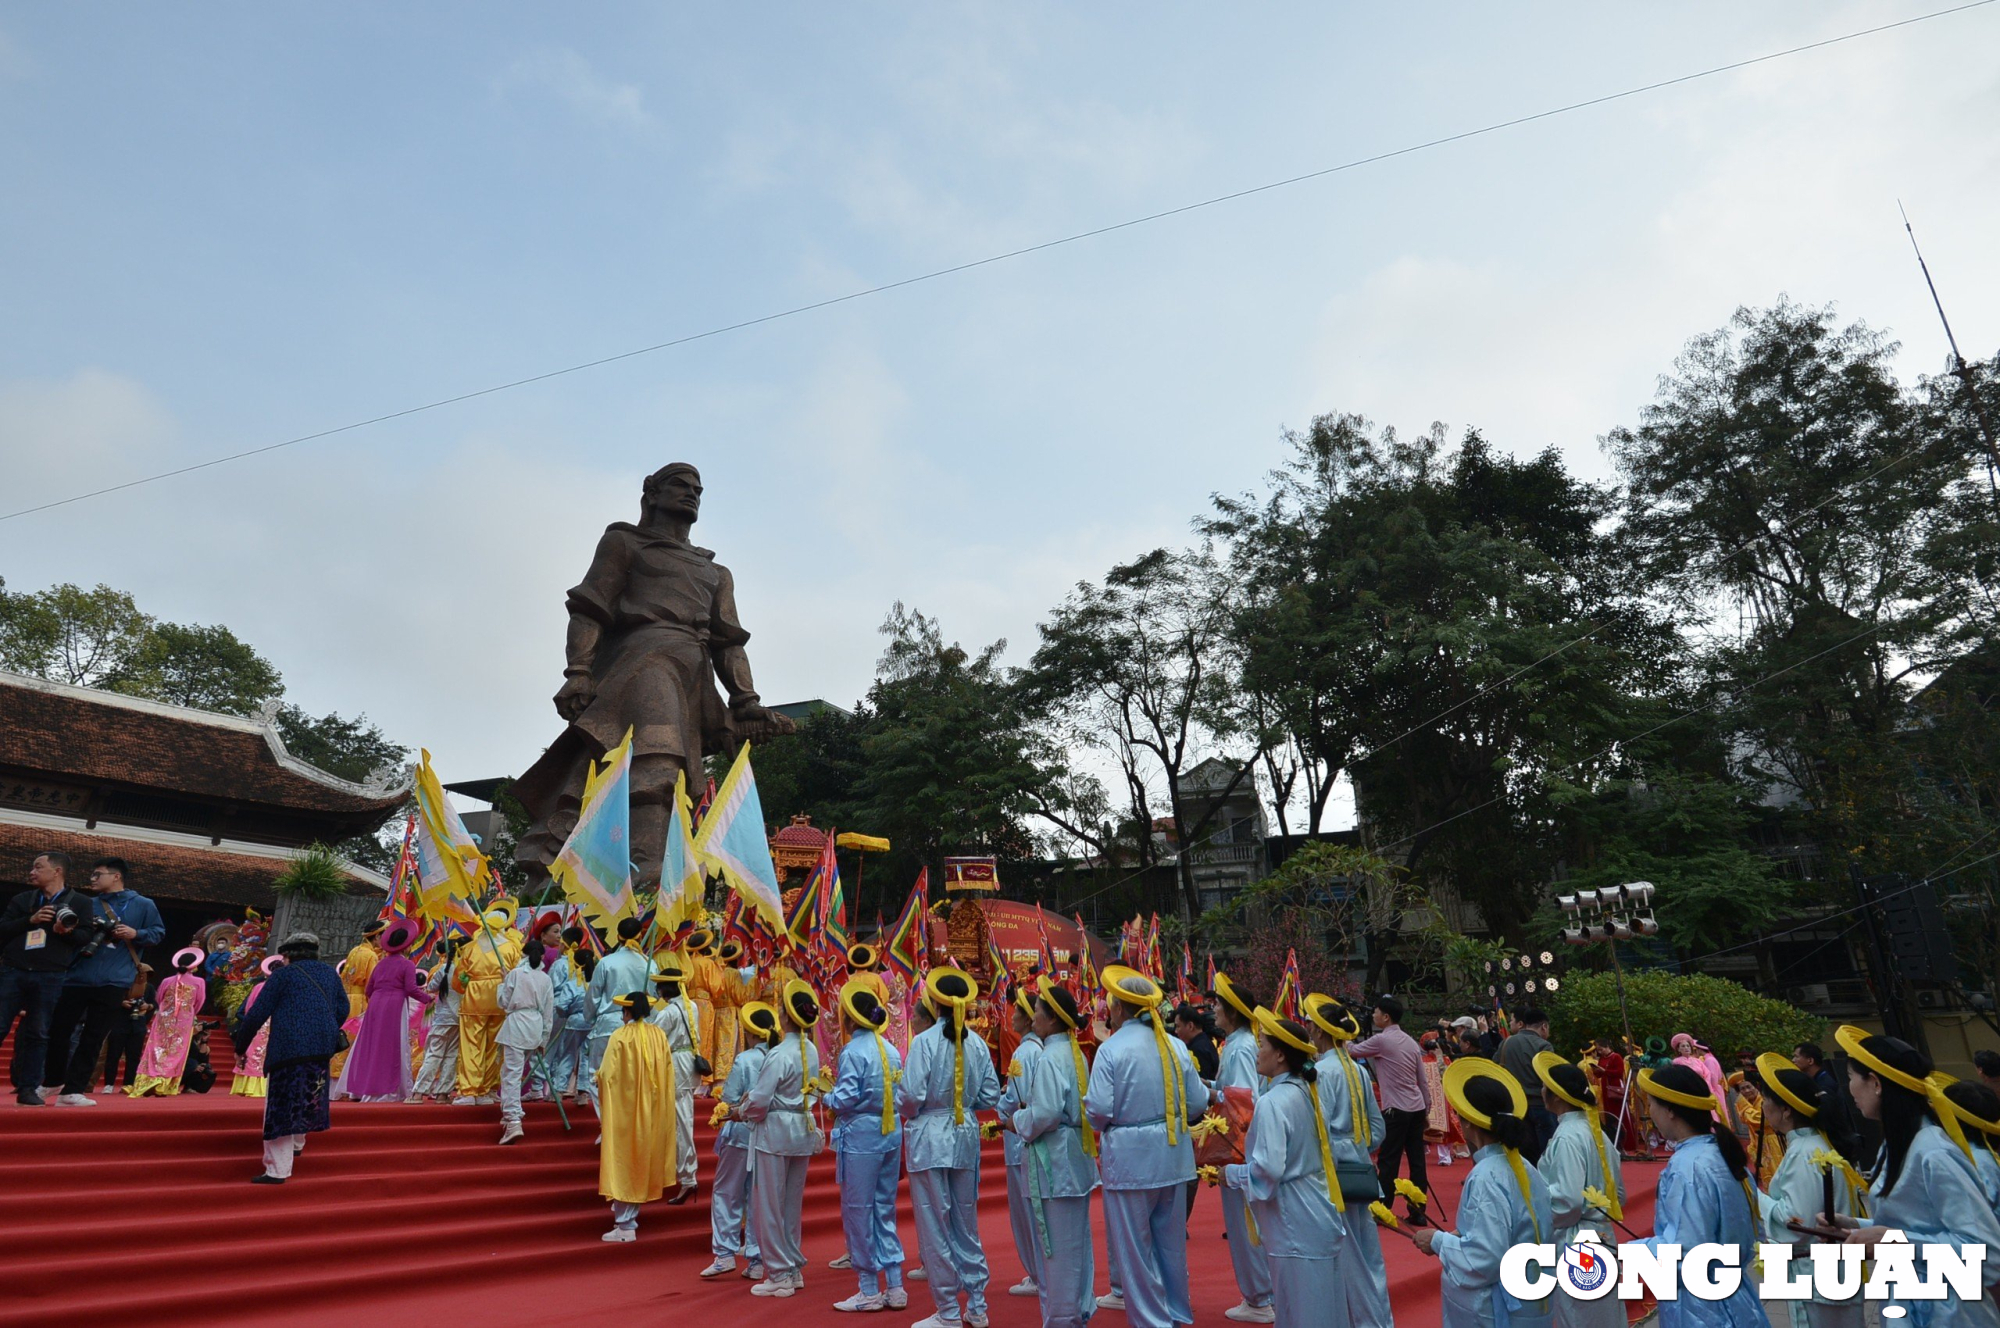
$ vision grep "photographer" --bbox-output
[1,851,93,1105]
[39,857,165,1106]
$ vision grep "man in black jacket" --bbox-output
[0,851,93,1104]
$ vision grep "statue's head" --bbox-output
[642,463,702,524]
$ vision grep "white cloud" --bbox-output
[497,48,651,129]
[0,369,178,506]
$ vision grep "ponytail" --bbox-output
[1650,1062,1751,1184]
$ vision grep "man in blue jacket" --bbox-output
[40,856,165,1106]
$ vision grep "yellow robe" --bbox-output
[331,942,380,1076]
[686,951,721,1077]
[597,1018,675,1203]
[706,963,755,1089]
[453,930,522,1097]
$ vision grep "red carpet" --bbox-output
[0,1078,1660,1328]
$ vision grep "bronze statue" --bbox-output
[513,463,794,887]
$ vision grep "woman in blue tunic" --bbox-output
[824,978,908,1312]
[1937,1078,2000,1210]
[1531,1052,1626,1328]
[1628,1063,1770,1328]
[1749,1051,1860,1328]
[1827,1026,2000,1327]
[1302,993,1392,1328]
[700,1000,773,1282]
[1408,1057,1554,1328]
[741,979,823,1300]
[1222,1009,1348,1328]
[1011,981,1100,1328]
[999,988,1047,1301]
[899,968,1002,1328]
[1212,972,1275,1324]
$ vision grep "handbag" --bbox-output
[306,968,352,1055]
[1334,1156,1382,1202]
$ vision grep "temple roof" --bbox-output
[769,814,828,848]
[0,672,411,843]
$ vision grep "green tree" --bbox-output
[1608,302,1997,883]
[852,604,1047,915]
[1021,547,1251,919]
[1208,418,1675,940]
[1549,969,1822,1064]
[0,581,151,685]
[116,621,284,714]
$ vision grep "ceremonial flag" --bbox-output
[412,750,486,930]
[884,869,929,980]
[784,858,819,948]
[1275,947,1302,1020]
[986,931,1011,1002]
[548,728,637,932]
[693,776,717,828]
[648,771,705,947]
[1180,942,1195,999]
[719,891,750,953]
[694,743,786,932]
[1074,912,1102,1011]
[942,856,998,892]
[377,814,419,922]
[1145,913,1162,978]
[1033,908,1059,977]
[813,832,849,954]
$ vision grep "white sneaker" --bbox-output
[908,1317,957,1328]
[55,1094,96,1107]
[1008,1278,1039,1297]
[498,1122,524,1145]
[601,1228,636,1243]
[832,1293,885,1312]
[1096,1291,1125,1311]
[1225,1304,1276,1324]
[884,1287,908,1309]
[743,1262,766,1281]
[750,1275,797,1298]
[699,1258,735,1278]
[965,1313,989,1328]
[451,1096,476,1106]
[908,1266,929,1282]
[830,1253,854,1270]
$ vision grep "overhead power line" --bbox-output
[2,0,1992,526]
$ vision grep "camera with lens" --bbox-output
[71,913,121,959]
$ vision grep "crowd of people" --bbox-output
[12,848,2000,1327]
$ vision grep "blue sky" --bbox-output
[2,3,1996,813]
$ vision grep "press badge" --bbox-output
[24,928,46,950]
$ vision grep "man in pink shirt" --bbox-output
[1348,994,1431,1226]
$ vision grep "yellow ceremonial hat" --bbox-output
[847,941,880,970]
[1013,986,1037,1017]
[1635,1064,1718,1113]
[1036,980,1081,1029]
[611,990,650,1011]
[1932,1072,2000,1135]
[741,1000,780,1038]
[1444,1056,1528,1129]
[1101,965,1162,1008]
[923,967,978,1013]
[782,978,820,1028]
[1754,1052,1819,1119]
[650,957,688,984]
[1302,992,1359,1042]
[685,927,715,955]
[1252,1006,1314,1055]
[718,939,744,964]
[1531,1050,1595,1110]
[840,976,889,1029]
[1213,971,1256,1023]
[485,896,519,928]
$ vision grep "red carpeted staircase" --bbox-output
[0,1073,1662,1328]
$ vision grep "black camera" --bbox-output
[72,914,120,959]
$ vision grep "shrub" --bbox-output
[1548,969,1823,1063]
[273,843,351,900]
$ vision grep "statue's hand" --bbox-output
[730,703,797,741]
[554,673,596,721]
